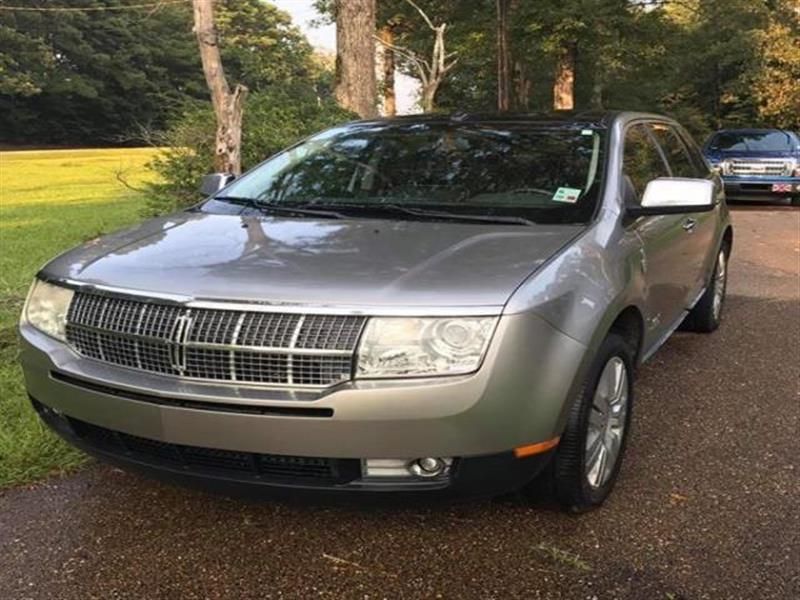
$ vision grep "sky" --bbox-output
[270,0,419,114]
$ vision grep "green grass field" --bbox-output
[0,148,160,487]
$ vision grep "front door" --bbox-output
[647,122,717,304]
[622,123,688,348]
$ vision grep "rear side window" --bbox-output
[623,124,669,201]
[648,123,701,178]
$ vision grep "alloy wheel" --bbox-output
[712,250,727,321]
[585,356,629,489]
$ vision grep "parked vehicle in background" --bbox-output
[20,112,732,511]
[703,129,800,206]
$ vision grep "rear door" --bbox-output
[623,123,687,345]
[647,122,717,304]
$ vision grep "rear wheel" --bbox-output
[683,245,729,333]
[550,333,634,512]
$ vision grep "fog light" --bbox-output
[409,457,447,477]
[362,457,453,479]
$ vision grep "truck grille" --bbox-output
[727,159,792,177]
[65,291,366,388]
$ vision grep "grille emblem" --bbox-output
[169,311,193,374]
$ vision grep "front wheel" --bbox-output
[549,333,635,512]
[683,245,729,333]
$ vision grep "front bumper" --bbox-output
[32,397,554,500]
[20,312,587,497]
[721,176,800,201]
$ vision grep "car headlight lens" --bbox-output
[356,317,497,378]
[22,279,74,341]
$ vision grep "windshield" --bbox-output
[212,122,605,225]
[710,130,798,152]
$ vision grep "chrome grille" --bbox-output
[65,291,366,388]
[727,159,791,177]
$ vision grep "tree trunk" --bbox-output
[192,0,247,175]
[553,41,576,111]
[335,0,377,118]
[496,0,511,112]
[379,26,396,116]
[421,83,438,113]
[590,78,603,109]
[513,60,531,110]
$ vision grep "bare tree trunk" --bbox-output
[192,0,247,175]
[590,78,603,109]
[496,0,511,112]
[553,41,576,111]
[513,60,532,110]
[335,0,377,118]
[379,26,396,116]
[374,1,457,114]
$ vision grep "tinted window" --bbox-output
[710,131,797,152]
[676,128,711,176]
[623,124,669,201]
[649,123,701,178]
[212,123,607,225]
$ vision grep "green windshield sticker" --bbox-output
[552,187,582,203]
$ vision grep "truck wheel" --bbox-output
[550,333,634,512]
[683,245,729,333]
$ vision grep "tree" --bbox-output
[192,0,247,175]
[378,25,397,116]
[552,41,576,110]
[752,1,800,128]
[0,0,205,145]
[334,0,377,117]
[496,0,511,111]
[374,0,458,112]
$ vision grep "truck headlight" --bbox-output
[356,317,497,378]
[22,279,74,341]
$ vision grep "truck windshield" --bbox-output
[710,130,797,152]
[213,122,605,225]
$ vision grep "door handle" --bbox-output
[682,218,697,232]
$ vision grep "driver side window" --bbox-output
[623,124,670,203]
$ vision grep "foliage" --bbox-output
[0,0,323,147]
[752,1,800,129]
[0,148,159,486]
[0,0,204,146]
[215,0,320,92]
[145,86,354,215]
[369,0,797,136]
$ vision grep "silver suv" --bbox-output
[20,112,731,510]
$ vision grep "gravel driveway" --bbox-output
[1,208,798,600]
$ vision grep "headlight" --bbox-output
[719,160,731,175]
[22,279,74,341]
[356,317,497,378]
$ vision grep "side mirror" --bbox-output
[627,178,714,217]
[199,172,235,196]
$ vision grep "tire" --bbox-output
[683,244,729,333]
[550,333,635,512]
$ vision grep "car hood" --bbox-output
[41,212,584,310]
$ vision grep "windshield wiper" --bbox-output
[213,196,345,219]
[371,204,536,226]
